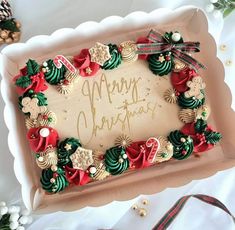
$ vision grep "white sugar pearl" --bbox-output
[42,61,48,67]
[213,10,222,18]
[16,226,25,230]
[10,213,20,222]
[0,206,8,215]
[27,216,33,224]
[89,167,97,174]
[8,206,20,214]
[21,209,31,216]
[9,221,19,230]
[210,0,218,3]
[122,154,128,159]
[171,32,181,42]
[39,128,50,137]
[0,201,6,207]
[19,216,29,225]
[205,4,214,13]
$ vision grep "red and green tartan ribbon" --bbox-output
[136,30,205,71]
[152,194,235,230]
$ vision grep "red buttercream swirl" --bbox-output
[64,165,90,186]
[171,67,198,93]
[126,141,152,169]
[181,122,214,153]
[136,37,152,60]
[73,49,100,77]
[14,67,48,95]
[27,126,59,152]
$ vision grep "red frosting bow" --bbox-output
[126,141,153,169]
[14,67,48,95]
[136,37,152,60]
[27,126,59,152]
[181,122,214,153]
[64,165,90,186]
[73,49,100,77]
[171,67,198,93]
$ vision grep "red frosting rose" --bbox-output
[136,37,152,60]
[73,49,100,77]
[126,141,153,169]
[14,67,48,95]
[64,165,90,186]
[27,126,59,152]
[181,122,214,153]
[171,67,198,93]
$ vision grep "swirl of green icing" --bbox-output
[178,92,205,109]
[57,138,82,166]
[40,167,68,193]
[101,44,122,70]
[44,59,66,85]
[104,146,129,175]
[148,52,173,76]
[18,90,48,112]
[168,130,193,160]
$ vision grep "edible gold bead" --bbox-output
[225,60,232,66]
[131,204,138,210]
[138,208,147,217]
[142,199,149,205]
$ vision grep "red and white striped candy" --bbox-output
[53,55,76,73]
[146,137,160,163]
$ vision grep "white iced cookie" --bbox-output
[70,147,94,170]
[21,97,46,119]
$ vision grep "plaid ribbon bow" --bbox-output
[136,30,205,71]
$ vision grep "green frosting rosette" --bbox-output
[178,92,205,109]
[57,138,82,166]
[44,59,66,85]
[168,130,194,160]
[101,44,122,70]
[148,51,173,76]
[104,146,129,175]
[40,167,68,193]
[18,90,48,112]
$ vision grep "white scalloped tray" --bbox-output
[1,6,235,213]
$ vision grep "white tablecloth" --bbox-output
[0,0,235,229]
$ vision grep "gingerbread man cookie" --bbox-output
[184,76,206,100]
[22,97,46,119]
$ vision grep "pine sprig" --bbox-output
[204,130,222,144]
[213,0,235,18]
[0,18,19,32]
[15,75,32,88]
[26,59,40,76]
[0,214,10,229]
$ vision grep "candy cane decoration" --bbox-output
[146,137,160,163]
[53,55,76,73]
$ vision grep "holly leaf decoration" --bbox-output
[204,131,222,145]
[15,75,32,88]
[194,118,207,134]
[26,59,40,76]
[0,18,20,32]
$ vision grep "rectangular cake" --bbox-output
[1,6,235,213]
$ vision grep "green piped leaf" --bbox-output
[204,131,222,144]
[26,59,40,76]
[15,75,31,88]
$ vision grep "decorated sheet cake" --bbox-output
[12,29,222,194]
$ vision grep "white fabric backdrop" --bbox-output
[0,0,235,229]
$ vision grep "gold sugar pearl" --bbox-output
[225,60,232,66]
[131,204,138,210]
[219,44,226,51]
[142,199,149,205]
[138,208,147,217]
